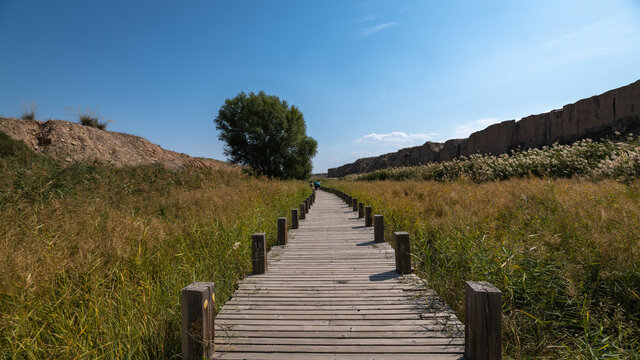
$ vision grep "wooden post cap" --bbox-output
[277,217,287,245]
[394,232,411,274]
[181,282,215,360]
[251,233,267,274]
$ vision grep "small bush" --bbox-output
[355,136,640,183]
[72,107,111,130]
[20,101,38,120]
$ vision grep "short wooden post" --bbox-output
[277,217,287,245]
[305,199,310,213]
[365,206,373,227]
[291,209,299,229]
[465,281,502,360]
[374,215,384,242]
[181,282,215,360]
[352,198,358,212]
[358,202,364,218]
[394,232,411,274]
[251,233,267,274]
[299,203,305,220]
[347,195,352,205]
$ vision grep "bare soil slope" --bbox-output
[0,117,231,170]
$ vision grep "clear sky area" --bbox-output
[1,1,639,173]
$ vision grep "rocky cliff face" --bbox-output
[328,79,640,177]
[0,117,231,170]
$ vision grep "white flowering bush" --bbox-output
[357,136,640,182]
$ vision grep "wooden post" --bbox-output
[305,199,310,213]
[352,198,358,212]
[374,215,384,242]
[394,232,411,274]
[358,202,364,218]
[277,217,287,245]
[347,195,352,205]
[365,206,373,227]
[465,281,502,360]
[299,203,305,220]
[291,209,299,229]
[252,233,267,274]
[181,282,215,360]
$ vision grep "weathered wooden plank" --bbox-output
[214,190,463,358]
[215,344,464,353]
[214,353,465,360]
[215,337,464,345]
[214,330,460,339]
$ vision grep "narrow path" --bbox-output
[214,190,464,359]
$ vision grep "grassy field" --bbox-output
[325,178,640,359]
[0,131,311,359]
[354,137,640,183]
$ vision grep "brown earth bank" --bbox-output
[329,79,640,177]
[0,117,232,170]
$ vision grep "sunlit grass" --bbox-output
[0,131,311,358]
[325,178,640,359]
[354,136,640,183]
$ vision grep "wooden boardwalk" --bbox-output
[213,190,464,359]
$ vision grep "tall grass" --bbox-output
[325,179,640,359]
[0,131,311,358]
[355,137,640,183]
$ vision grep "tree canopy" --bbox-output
[214,91,317,179]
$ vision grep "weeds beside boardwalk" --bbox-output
[326,178,640,359]
[0,132,311,358]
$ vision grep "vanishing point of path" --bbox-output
[214,190,464,359]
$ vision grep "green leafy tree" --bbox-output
[214,91,317,179]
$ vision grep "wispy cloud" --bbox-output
[545,16,639,62]
[347,15,377,24]
[356,131,437,144]
[453,118,501,138]
[358,21,397,37]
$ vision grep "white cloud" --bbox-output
[453,118,501,138]
[358,21,397,36]
[545,16,639,63]
[347,15,377,24]
[356,131,437,144]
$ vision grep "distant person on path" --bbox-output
[313,181,320,190]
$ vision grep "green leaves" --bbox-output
[215,91,317,179]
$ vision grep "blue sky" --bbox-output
[1,0,639,173]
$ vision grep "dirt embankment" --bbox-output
[0,117,232,170]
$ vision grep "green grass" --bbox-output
[0,131,311,358]
[325,178,640,359]
[354,136,640,183]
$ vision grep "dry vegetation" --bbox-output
[0,131,311,358]
[355,137,640,183]
[325,178,640,359]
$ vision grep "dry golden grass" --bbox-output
[326,178,640,359]
[0,133,311,359]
